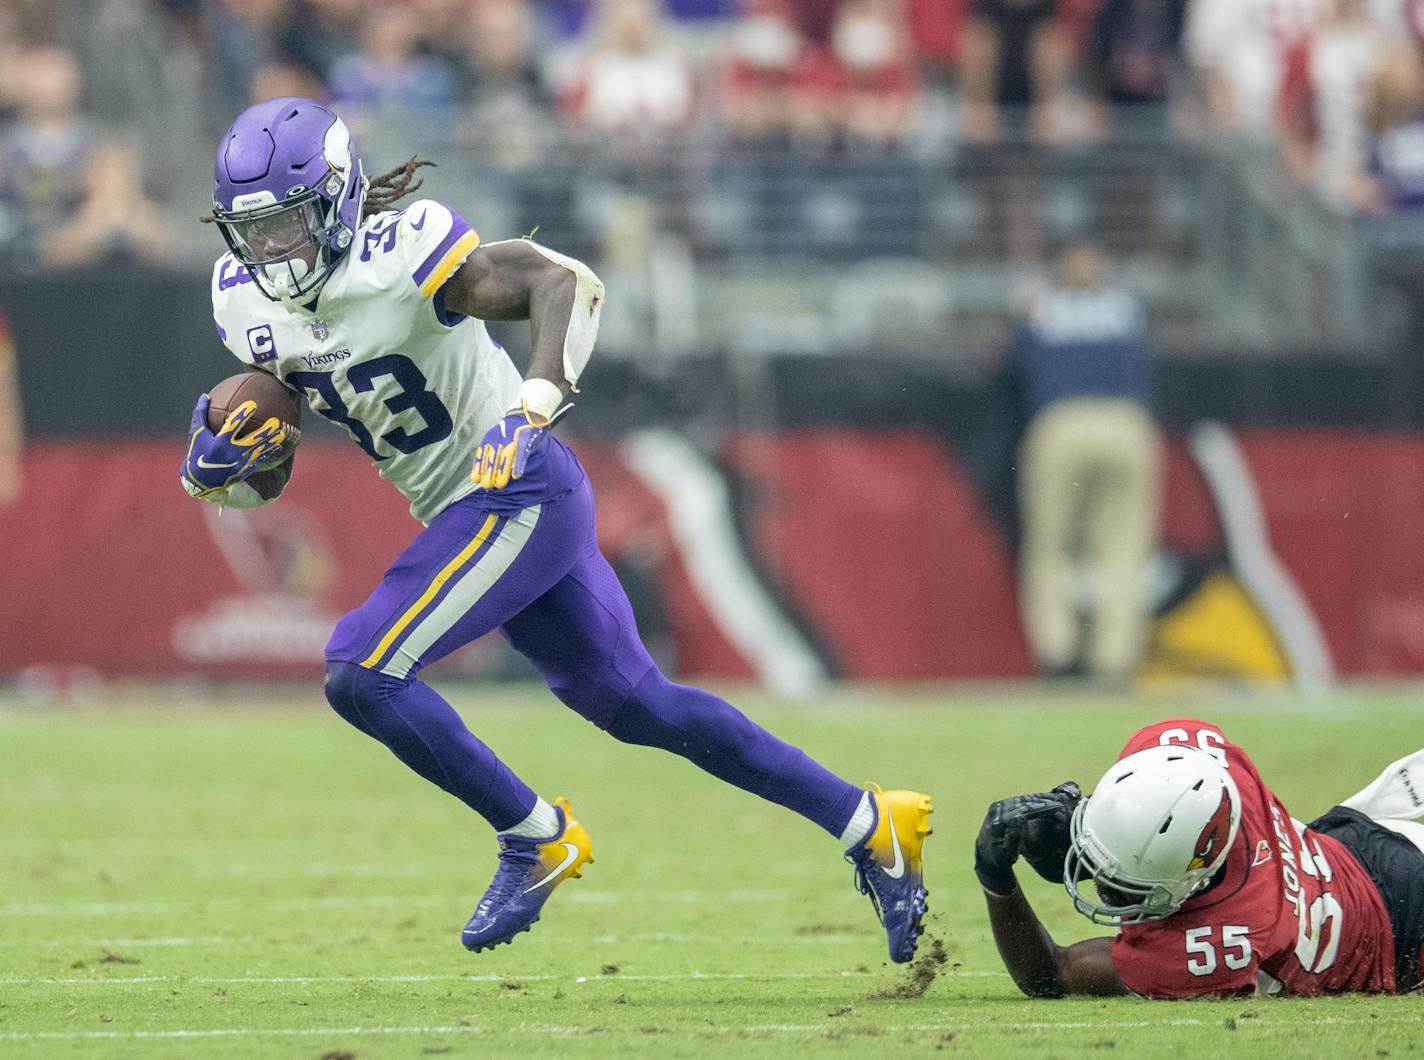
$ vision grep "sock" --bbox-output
[839,790,876,851]
[502,796,560,839]
[324,660,538,832]
[606,669,864,838]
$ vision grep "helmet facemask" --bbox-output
[1060,746,1241,928]
[214,182,352,305]
[1063,799,1204,925]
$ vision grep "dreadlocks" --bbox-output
[363,157,436,218]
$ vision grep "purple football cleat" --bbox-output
[847,785,934,964]
[461,796,594,952]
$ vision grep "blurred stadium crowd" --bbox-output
[0,0,1419,275]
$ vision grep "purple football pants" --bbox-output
[323,440,862,837]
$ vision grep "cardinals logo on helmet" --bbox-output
[1187,788,1234,870]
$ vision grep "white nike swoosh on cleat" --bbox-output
[522,842,581,894]
[196,456,238,469]
[883,808,906,879]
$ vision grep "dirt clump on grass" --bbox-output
[868,937,949,1000]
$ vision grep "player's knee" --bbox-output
[323,659,363,723]
[323,659,396,730]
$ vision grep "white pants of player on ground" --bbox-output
[1342,750,1424,853]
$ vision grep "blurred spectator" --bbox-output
[207,0,289,121]
[464,0,547,109]
[0,0,52,48]
[541,0,597,39]
[0,47,96,263]
[40,141,173,268]
[250,60,328,105]
[565,0,695,134]
[1360,49,1424,212]
[959,0,1077,143]
[327,6,459,127]
[1185,0,1325,139]
[1310,0,1388,202]
[460,0,556,167]
[907,0,969,83]
[284,0,366,82]
[0,2,29,122]
[783,0,839,43]
[0,305,19,508]
[721,0,837,144]
[1407,0,1424,46]
[399,0,481,83]
[1081,0,1187,131]
[208,0,363,110]
[1012,241,1159,682]
[826,0,921,145]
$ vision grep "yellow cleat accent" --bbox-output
[862,783,934,876]
[530,795,595,890]
[463,795,594,952]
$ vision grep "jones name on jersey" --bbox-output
[211,199,522,524]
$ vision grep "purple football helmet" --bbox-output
[212,97,365,305]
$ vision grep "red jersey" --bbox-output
[1109,719,1395,998]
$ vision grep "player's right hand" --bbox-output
[974,782,1081,896]
[180,394,287,500]
[470,404,552,492]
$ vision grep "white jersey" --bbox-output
[210,200,521,524]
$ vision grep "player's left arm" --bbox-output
[983,887,1127,997]
[442,238,604,417]
[975,785,1131,998]
[440,238,604,490]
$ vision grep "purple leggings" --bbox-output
[323,452,861,837]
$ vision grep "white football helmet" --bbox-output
[1064,744,1241,925]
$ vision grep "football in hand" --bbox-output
[205,371,302,499]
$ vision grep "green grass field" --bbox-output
[4,684,1424,1058]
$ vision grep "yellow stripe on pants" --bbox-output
[359,513,500,670]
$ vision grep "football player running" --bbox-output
[178,97,933,961]
[974,718,1424,997]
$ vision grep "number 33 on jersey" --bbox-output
[211,200,523,525]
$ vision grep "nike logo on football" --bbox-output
[410,209,427,231]
[883,808,906,879]
[195,456,238,470]
[523,842,580,894]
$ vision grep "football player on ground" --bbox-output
[974,718,1424,997]
[176,97,933,961]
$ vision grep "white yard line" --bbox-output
[0,969,1014,987]
[0,936,243,948]
[1,889,826,917]
[4,1014,1424,1043]
[3,932,865,949]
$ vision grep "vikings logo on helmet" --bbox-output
[1187,788,1234,871]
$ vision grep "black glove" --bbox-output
[1021,781,1082,883]
[974,782,1082,895]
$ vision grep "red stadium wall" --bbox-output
[3,429,1423,680]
